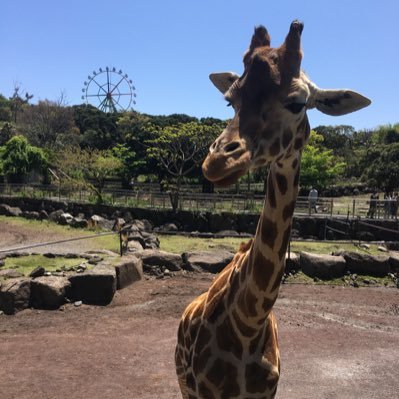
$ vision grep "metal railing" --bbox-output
[0,183,398,219]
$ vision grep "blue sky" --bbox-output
[1,0,398,130]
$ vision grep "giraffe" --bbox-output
[175,20,370,399]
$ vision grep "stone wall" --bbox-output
[1,196,399,241]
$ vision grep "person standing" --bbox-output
[309,187,318,214]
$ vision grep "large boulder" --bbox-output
[0,204,22,217]
[0,269,24,279]
[70,217,88,229]
[30,276,71,309]
[48,209,65,223]
[0,278,31,315]
[58,213,74,225]
[300,252,346,280]
[67,265,116,305]
[88,215,114,230]
[138,249,182,272]
[182,250,234,273]
[285,252,300,273]
[114,256,143,289]
[341,252,391,277]
[389,253,399,273]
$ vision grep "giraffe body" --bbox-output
[175,20,370,399]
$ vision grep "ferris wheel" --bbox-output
[81,66,137,113]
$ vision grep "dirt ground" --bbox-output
[1,272,398,399]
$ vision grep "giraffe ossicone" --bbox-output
[176,20,370,399]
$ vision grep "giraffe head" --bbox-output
[202,21,371,186]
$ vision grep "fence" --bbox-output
[0,183,398,219]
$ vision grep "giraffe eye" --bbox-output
[285,102,306,114]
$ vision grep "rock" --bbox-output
[112,218,126,231]
[127,233,146,248]
[114,256,143,289]
[38,210,49,220]
[30,276,71,310]
[214,230,240,237]
[138,249,182,272]
[0,204,22,217]
[130,219,153,232]
[0,259,5,268]
[157,223,178,232]
[182,250,234,273]
[74,300,82,307]
[88,215,114,230]
[342,252,391,277]
[127,240,144,253]
[0,279,31,315]
[48,209,65,223]
[0,269,24,279]
[359,243,370,250]
[67,265,116,305]
[29,266,46,278]
[22,211,40,220]
[58,213,74,225]
[300,252,346,280]
[70,217,88,228]
[377,245,388,253]
[87,256,103,265]
[285,252,300,273]
[389,253,399,273]
[141,232,160,249]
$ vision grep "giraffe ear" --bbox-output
[312,88,371,116]
[209,72,240,94]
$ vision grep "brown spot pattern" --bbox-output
[269,138,280,156]
[275,173,288,195]
[267,174,276,208]
[294,137,303,150]
[232,309,257,337]
[282,200,296,221]
[282,129,293,148]
[216,316,243,360]
[292,158,298,169]
[278,225,292,260]
[207,358,240,398]
[198,382,215,399]
[251,251,275,291]
[249,329,264,354]
[245,361,270,393]
[193,347,212,376]
[237,288,258,317]
[294,166,300,187]
[261,217,278,248]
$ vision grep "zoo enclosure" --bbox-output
[0,183,397,219]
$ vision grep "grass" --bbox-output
[0,215,120,253]
[1,255,86,280]
[284,271,396,288]
[159,235,387,256]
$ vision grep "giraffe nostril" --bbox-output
[223,141,241,153]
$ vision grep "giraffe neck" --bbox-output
[230,152,301,330]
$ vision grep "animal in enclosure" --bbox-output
[175,20,370,399]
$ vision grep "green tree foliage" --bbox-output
[9,85,33,123]
[145,121,220,210]
[73,104,119,149]
[0,135,48,183]
[56,147,122,204]
[300,131,346,190]
[361,143,399,192]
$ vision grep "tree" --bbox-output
[361,143,399,192]
[56,147,122,204]
[145,121,220,211]
[73,104,119,149]
[300,131,346,190]
[9,84,33,123]
[19,98,77,148]
[0,135,48,183]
